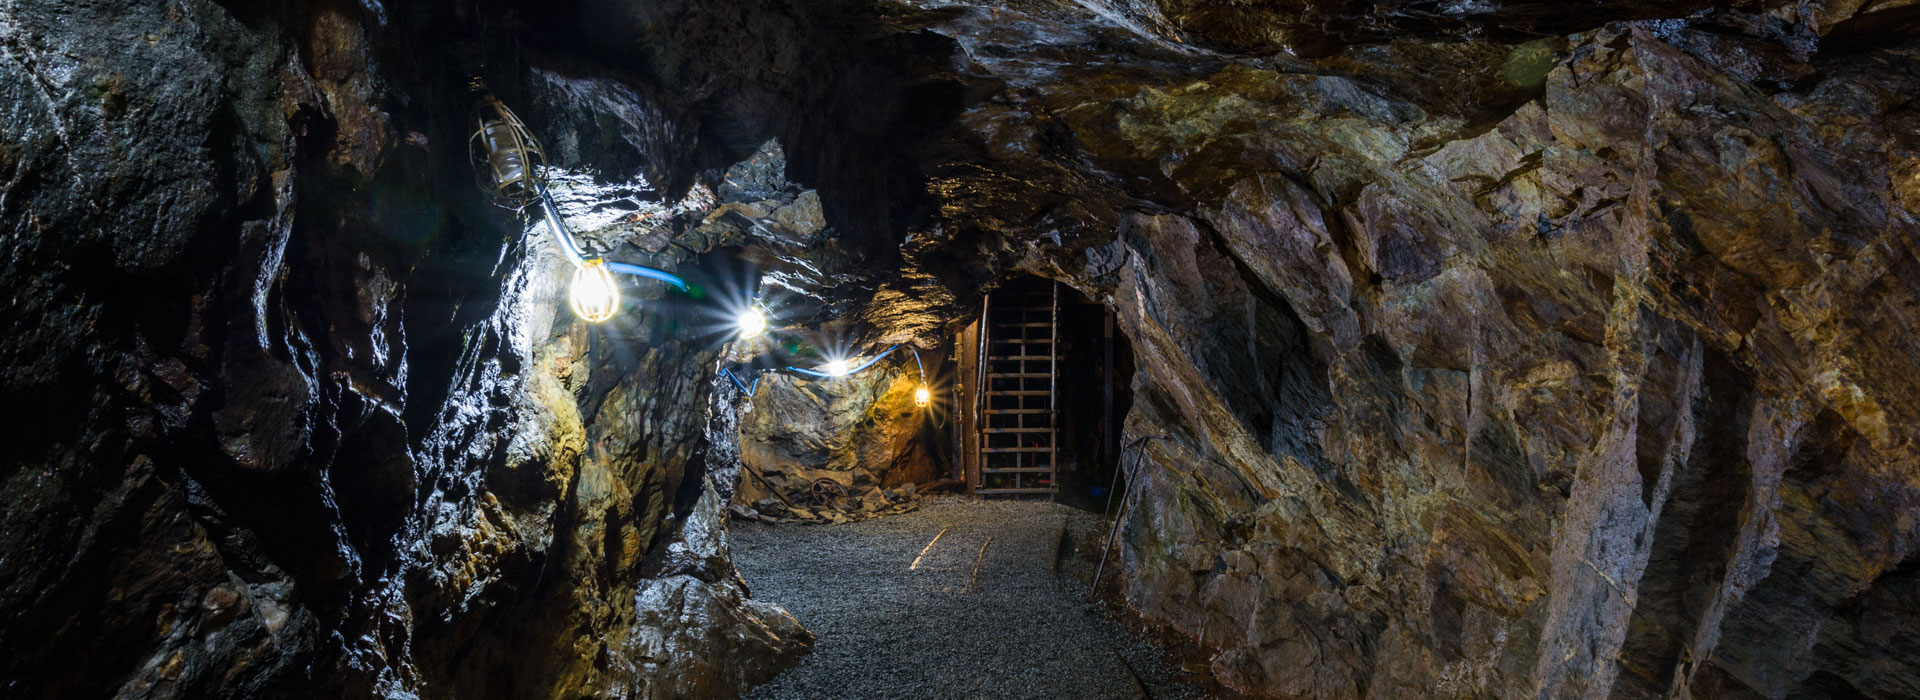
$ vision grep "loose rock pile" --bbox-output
[730,475,929,524]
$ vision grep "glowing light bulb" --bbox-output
[823,359,851,377]
[737,307,768,339]
[569,260,619,323]
[913,385,931,408]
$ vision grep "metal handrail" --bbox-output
[1091,433,1168,592]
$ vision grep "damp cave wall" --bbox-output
[733,362,949,511]
[0,1,834,698]
[5,1,1920,700]
[885,3,1920,698]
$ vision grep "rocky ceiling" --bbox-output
[2,0,1917,698]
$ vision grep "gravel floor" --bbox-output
[733,496,1213,700]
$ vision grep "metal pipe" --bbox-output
[537,189,587,266]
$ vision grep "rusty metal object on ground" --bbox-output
[809,477,846,506]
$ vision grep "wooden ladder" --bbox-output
[973,283,1060,498]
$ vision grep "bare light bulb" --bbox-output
[822,359,851,377]
[913,385,931,408]
[737,307,768,339]
[569,260,619,323]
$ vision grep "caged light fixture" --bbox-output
[910,346,931,408]
[469,94,548,209]
[568,259,620,323]
[468,87,687,323]
[465,90,942,397]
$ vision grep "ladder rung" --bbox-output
[984,409,1050,414]
[981,467,1055,473]
[997,323,1054,328]
[988,356,1053,361]
[983,428,1054,434]
[982,446,1053,453]
[985,390,1050,396]
[988,373,1050,378]
[991,339,1052,344]
[974,487,1056,494]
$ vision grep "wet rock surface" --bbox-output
[731,366,949,522]
[0,1,815,697]
[5,0,1919,697]
[875,3,1920,698]
[734,497,1211,700]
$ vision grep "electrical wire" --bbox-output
[606,262,690,291]
[909,345,947,427]
[721,367,762,397]
[723,343,930,409]
[784,344,903,378]
[494,107,900,402]
[537,187,688,290]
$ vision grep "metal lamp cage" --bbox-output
[468,95,548,209]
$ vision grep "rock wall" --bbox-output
[0,1,808,698]
[885,2,1920,698]
[731,366,944,518]
[6,0,1918,698]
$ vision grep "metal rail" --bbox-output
[1091,434,1169,592]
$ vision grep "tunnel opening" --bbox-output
[950,275,1134,511]
[11,0,1919,697]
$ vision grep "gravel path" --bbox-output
[733,496,1212,700]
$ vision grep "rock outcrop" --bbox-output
[4,0,1917,698]
[732,367,943,513]
[0,2,810,697]
[880,2,1920,698]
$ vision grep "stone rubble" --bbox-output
[731,480,930,525]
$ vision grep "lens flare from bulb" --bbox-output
[823,359,851,377]
[569,260,619,323]
[913,386,931,408]
[737,307,768,339]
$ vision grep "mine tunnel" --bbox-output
[4,0,1919,699]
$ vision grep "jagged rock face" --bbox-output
[877,2,1920,698]
[0,1,807,698]
[734,368,942,504]
[6,0,1918,699]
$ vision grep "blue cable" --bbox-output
[538,188,689,291]
[784,344,903,378]
[910,346,926,382]
[721,367,761,397]
[606,261,690,291]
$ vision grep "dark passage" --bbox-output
[954,277,1136,508]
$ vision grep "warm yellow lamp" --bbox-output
[913,385,931,408]
[569,259,619,323]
